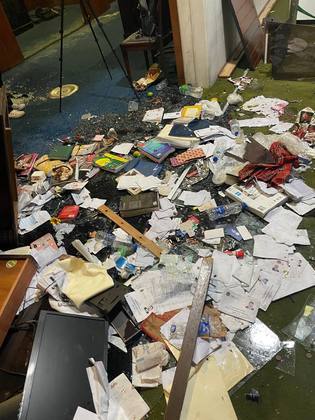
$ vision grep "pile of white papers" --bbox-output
[179,190,211,206]
[242,95,288,118]
[117,172,161,192]
[19,210,51,234]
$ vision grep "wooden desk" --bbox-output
[0,256,37,346]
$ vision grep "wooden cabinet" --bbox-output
[0,87,18,250]
[0,256,37,346]
[0,2,24,72]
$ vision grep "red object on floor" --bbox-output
[58,205,80,221]
[239,142,299,186]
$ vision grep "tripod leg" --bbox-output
[83,0,140,101]
[80,0,113,80]
[59,0,65,113]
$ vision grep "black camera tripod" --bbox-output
[58,0,139,112]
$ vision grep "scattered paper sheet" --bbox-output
[179,190,211,206]
[237,225,252,240]
[273,253,315,300]
[93,134,104,142]
[132,342,169,388]
[73,407,99,420]
[125,290,153,322]
[86,360,109,420]
[142,107,164,123]
[31,189,54,206]
[54,223,75,245]
[264,206,302,229]
[111,143,134,155]
[262,224,310,246]
[283,179,315,201]
[19,210,51,234]
[239,117,280,127]
[256,180,278,196]
[204,228,224,240]
[64,181,89,191]
[57,256,114,308]
[108,373,150,420]
[253,235,294,260]
[242,96,288,117]
[249,270,281,311]
[163,111,181,120]
[30,246,66,271]
[160,308,221,364]
[217,289,259,323]
[287,199,315,215]
[72,188,90,205]
[81,197,107,210]
[212,342,254,390]
[269,122,293,133]
[194,126,235,139]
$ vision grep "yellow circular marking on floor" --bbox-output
[48,84,79,99]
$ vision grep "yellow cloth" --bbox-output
[57,257,114,308]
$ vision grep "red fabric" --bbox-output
[239,142,299,186]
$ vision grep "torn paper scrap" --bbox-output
[108,373,150,420]
[179,190,211,207]
[132,342,169,388]
[86,360,109,420]
[73,407,99,420]
[19,210,51,234]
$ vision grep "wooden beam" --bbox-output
[168,0,185,85]
[98,205,163,258]
[219,0,277,78]
[164,258,213,419]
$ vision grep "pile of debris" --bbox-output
[3,79,315,419]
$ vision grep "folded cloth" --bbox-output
[239,142,299,186]
[58,256,114,308]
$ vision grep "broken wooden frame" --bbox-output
[219,0,278,78]
[165,257,213,419]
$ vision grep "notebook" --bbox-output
[93,152,132,173]
[138,139,175,163]
[157,124,200,149]
[119,192,160,217]
[48,145,74,161]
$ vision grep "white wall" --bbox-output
[177,0,268,87]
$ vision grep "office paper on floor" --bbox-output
[85,361,149,420]
[9,82,315,420]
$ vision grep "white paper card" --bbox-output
[204,228,225,240]
[237,225,252,241]
[111,143,134,155]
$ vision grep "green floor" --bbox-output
[140,62,315,420]
[205,63,315,420]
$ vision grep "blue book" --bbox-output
[138,139,175,163]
